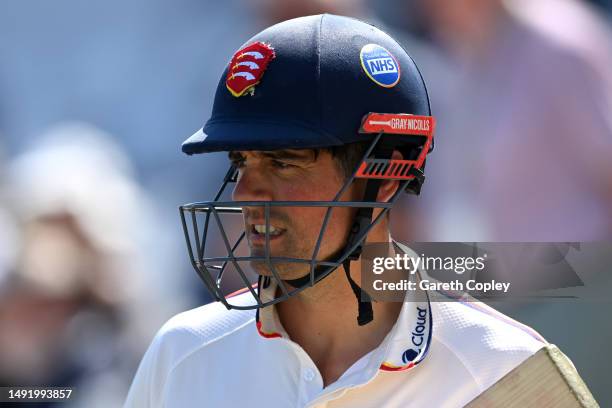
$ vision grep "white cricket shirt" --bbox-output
[125,243,546,407]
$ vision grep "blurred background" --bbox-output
[0,0,610,406]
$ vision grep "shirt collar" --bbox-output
[255,240,433,373]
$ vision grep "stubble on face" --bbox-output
[246,205,353,282]
[234,150,358,282]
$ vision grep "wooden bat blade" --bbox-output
[465,345,598,408]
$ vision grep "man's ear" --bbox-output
[376,150,403,202]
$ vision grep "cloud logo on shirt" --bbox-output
[402,306,429,363]
[402,348,419,363]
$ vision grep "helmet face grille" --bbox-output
[179,197,401,310]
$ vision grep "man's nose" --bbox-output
[232,168,274,202]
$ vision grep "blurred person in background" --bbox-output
[404,0,612,241]
[0,123,182,406]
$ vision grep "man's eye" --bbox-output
[272,160,292,169]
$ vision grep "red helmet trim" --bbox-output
[357,113,435,180]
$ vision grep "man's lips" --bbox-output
[247,222,287,245]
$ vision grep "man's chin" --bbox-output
[249,260,310,282]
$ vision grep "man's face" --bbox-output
[231,149,360,281]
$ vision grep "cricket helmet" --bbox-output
[180,14,435,325]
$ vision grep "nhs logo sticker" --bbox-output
[360,44,400,88]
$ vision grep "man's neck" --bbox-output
[276,238,402,387]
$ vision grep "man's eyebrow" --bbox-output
[261,150,316,161]
[228,150,316,162]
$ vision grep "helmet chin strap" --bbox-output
[284,147,392,326]
[339,177,384,326]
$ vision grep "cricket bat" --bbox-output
[465,344,598,407]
